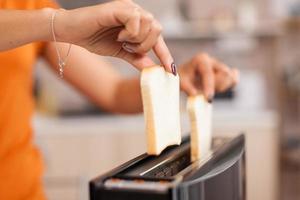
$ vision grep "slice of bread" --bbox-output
[141,66,181,155]
[187,95,213,162]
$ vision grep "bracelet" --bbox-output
[51,9,72,78]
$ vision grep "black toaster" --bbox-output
[90,134,245,200]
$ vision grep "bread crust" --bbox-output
[141,66,181,155]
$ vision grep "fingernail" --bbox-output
[171,62,177,76]
[122,43,135,53]
[207,93,214,103]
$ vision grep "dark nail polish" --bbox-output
[208,97,213,104]
[171,62,177,76]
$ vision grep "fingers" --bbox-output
[124,32,175,74]
[116,48,156,70]
[214,63,239,92]
[120,20,160,54]
[116,5,159,46]
[180,78,198,96]
[193,54,215,101]
[117,8,141,42]
[115,4,152,41]
[114,2,174,72]
[153,35,174,74]
[180,52,239,99]
[118,11,153,43]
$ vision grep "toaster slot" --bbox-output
[143,150,191,178]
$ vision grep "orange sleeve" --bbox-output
[36,0,59,9]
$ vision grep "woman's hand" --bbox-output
[179,53,239,102]
[55,0,174,72]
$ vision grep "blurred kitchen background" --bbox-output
[33,0,300,200]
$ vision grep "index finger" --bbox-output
[194,54,215,101]
[153,35,174,74]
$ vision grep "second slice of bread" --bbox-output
[187,95,212,162]
[141,66,181,155]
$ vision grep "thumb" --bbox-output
[117,49,156,70]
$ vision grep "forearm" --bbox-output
[0,9,54,51]
[114,78,143,114]
[44,42,143,114]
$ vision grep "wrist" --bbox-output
[51,9,73,43]
[35,8,55,41]
[44,8,74,43]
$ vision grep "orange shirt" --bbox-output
[0,1,57,199]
